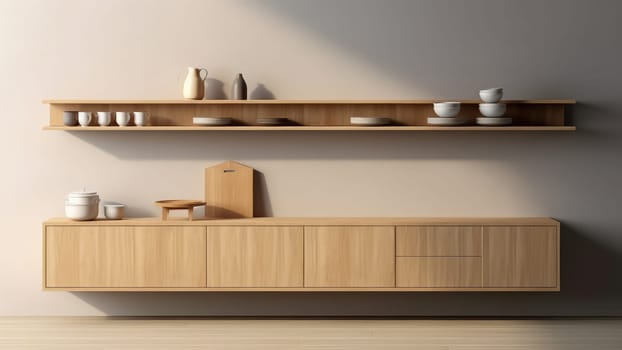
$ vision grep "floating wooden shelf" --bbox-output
[43,99,576,132]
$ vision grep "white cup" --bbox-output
[115,112,131,127]
[97,112,112,126]
[78,112,92,127]
[133,112,149,127]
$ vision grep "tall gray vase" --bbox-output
[232,73,247,100]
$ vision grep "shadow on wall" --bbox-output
[250,84,276,99]
[72,222,622,316]
[69,131,582,162]
[254,170,273,217]
[204,78,227,100]
[241,0,622,99]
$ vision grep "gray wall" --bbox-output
[1,0,621,316]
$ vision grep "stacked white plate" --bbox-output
[193,117,233,126]
[256,117,289,126]
[476,117,512,126]
[350,117,392,126]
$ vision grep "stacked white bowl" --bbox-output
[428,102,465,125]
[477,88,511,125]
[65,191,99,221]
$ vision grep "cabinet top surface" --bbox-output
[43,99,576,105]
[44,217,560,226]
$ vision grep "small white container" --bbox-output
[104,204,125,220]
[65,191,100,220]
[479,103,506,117]
[65,202,98,221]
[479,88,503,103]
[433,102,461,117]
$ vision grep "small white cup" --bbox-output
[116,112,131,127]
[133,112,149,127]
[104,204,125,220]
[97,112,112,126]
[78,112,92,127]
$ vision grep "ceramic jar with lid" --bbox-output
[65,191,99,221]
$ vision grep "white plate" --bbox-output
[350,117,392,126]
[427,117,467,126]
[476,117,512,126]
[256,117,289,126]
[193,117,232,126]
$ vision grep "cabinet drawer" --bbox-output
[45,226,206,288]
[206,226,303,287]
[304,226,395,287]
[396,257,482,287]
[396,226,482,256]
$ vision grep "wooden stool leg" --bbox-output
[162,208,169,221]
[188,207,194,221]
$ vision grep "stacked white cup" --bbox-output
[478,88,511,125]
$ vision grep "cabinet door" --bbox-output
[483,226,558,288]
[206,226,303,287]
[45,226,206,288]
[304,226,395,288]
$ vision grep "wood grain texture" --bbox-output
[205,226,303,287]
[483,226,558,288]
[42,219,560,292]
[396,257,482,287]
[396,226,482,256]
[45,226,206,288]
[3,317,620,350]
[204,161,254,218]
[304,226,395,287]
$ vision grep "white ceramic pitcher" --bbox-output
[182,67,208,100]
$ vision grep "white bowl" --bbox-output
[65,203,98,221]
[479,103,506,117]
[479,88,503,103]
[104,204,125,220]
[433,102,461,117]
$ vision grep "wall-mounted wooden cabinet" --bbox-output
[43,217,560,292]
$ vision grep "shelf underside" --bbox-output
[43,126,575,131]
[43,99,576,105]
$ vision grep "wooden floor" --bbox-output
[0,317,620,349]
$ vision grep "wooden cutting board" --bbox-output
[204,161,254,218]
